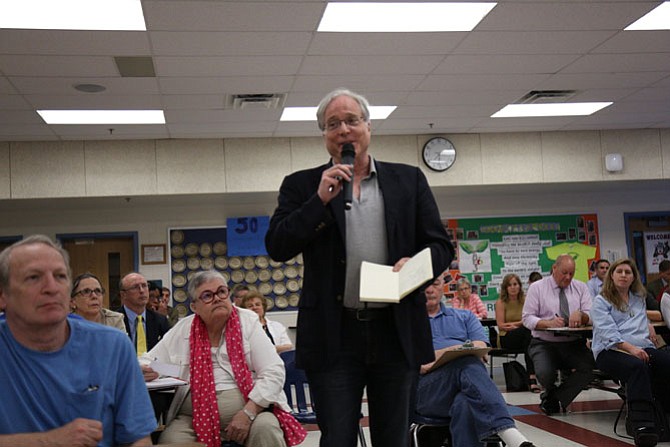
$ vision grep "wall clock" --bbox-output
[422,137,456,172]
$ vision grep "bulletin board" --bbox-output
[168,224,302,318]
[442,214,600,305]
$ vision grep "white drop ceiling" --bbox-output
[1,0,669,141]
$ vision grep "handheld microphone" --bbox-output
[341,143,355,210]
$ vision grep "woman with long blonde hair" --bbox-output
[592,259,670,447]
[495,274,539,392]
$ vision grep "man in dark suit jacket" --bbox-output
[117,272,170,353]
[266,88,453,447]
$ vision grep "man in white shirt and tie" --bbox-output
[522,254,595,415]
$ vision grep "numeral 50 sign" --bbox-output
[227,216,270,256]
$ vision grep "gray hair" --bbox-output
[456,277,471,290]
[316,88,371,131]
[187,270,229,300]
[0,235,71,291]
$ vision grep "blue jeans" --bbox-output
[415,356,515,447]
[306,309,415,447]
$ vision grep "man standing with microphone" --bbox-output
[266,88,453,447]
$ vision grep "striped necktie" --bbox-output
[136,315,147,355]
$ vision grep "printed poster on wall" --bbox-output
[644,231,670,274]
[441,214,600,311]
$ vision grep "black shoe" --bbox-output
[633,427,658,447]
[540,398,560,416]
[519,442,536,447]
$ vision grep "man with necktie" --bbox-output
[116,272,170,354]
[522,254,595,415]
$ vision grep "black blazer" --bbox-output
[266,159,454,371]
[117,307,171,352]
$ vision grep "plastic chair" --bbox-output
[280,350,368,447]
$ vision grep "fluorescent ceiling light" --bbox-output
[625,1,670,30]
[0,0,146,31]
[280,106,397,121]
[491,103,613,118]
[37,110,165,125]
[318,2,497,32]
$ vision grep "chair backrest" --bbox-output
[279,350,315,418]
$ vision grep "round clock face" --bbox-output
[422,137,456,172]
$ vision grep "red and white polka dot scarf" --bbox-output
[190,309,307,447]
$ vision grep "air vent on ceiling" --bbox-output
[516,90,578,104]
[228,93,286,110]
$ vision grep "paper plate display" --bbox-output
[242,256,255,270]
[200,257,214,270]
[171,245,185,258]
[271,269,285,282]
[269,259,283,268]
[187,257,200,270]
[255,256,269,269]
[275,296,289,309]
[298,278,303,288]
[298,266,304,277]
[296,253,303,264]
[273,282,287,295]
[174,303,189,318]
[213,241,227,256]
[245,270,258,283]
[214,256,228,270]
[259,282,273,296]
[171,230,185,245]
[173,288,187,303]
[248,284,258,292]
[288,293,300,307]
[265,298,275,311]
[285,257,297,266]
[257,269,271,282]
[172,259,186,273]
[286,279,300,293]
[285,265,299,279]
[184,243,199,257]
[228,257,242,269]
[199,243,212,257]
[187,271,197,281]
[172,274,187,287]
[231,270,244,283]
[222,271,230,283]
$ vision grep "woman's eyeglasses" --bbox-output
[74,288,105,297]
[198,286,230,303]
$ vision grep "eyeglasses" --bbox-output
[74,287,105,297]
[325,116,365,132]
[123,283,148,293]
[198,286,230,303]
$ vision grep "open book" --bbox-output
[359,247,433,303]
[426,346,491,373]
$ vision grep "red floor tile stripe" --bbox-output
[514,403,631,447]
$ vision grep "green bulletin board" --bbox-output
[442,214,600,310]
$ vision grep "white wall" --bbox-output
[1,129,669,326]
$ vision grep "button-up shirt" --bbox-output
[522,275,592,342]
[591,292,653,359]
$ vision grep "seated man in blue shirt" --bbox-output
[0,235,156,446]
[414,275,535,447]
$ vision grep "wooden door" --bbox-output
[62,237,134,309]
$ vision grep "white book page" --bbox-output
[359,262,400,302]
[398,248,433,298]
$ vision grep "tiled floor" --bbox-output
[297,362,670,446]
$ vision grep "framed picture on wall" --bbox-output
[142,244,166,265]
